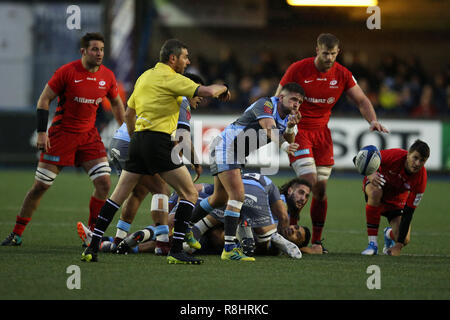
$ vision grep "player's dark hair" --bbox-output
[279,177,312,196]
[409,139,430,159]
[184,72,205,85]
[160,39,188,63]
[80,32,105,49]
[299,226,311,248]
[317,33,340,49]
[280,82,305,97]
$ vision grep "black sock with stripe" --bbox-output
[171,200,195,253]
[89,199,120,252]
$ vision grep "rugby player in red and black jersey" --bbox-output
[275,33,389,253]
[1,33,125,246]
[361,140,429,256]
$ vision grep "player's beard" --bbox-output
[279,101,292,118]
[318,57,335,71]
[286,195,301,214]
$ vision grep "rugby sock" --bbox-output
[90,199,120,252]
[192,217,214,239]
[366,204,382,243]
[190,197,214,223]
[310,198,327,244]
[12,216,31,237]
[385,228,395,241]
[88,196,106,231]
[224,211,240,252]
[114,219,131,245]
[155,225,169,242]
[172,200,195,253]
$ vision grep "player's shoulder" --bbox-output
[54,60,80,74]
[289,57,315,70]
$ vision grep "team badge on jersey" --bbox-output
[186,105,191,121]
[263,101,274,114]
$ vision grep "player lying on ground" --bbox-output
[85,175,317,258]
[361,139,429,256]
[77,72,204,256]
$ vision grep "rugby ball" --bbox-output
[353,145,381,176]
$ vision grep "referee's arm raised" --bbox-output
[196,84,231,102]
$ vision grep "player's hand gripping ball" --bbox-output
[353,145,381,176]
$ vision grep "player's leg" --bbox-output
[160,165,203,264]
[254,225,302,259]
[189,175,228,224]
[112,180,150,245]
[361,182,383,255]
[145,174,171,255]
[388,215,411,245]
[81,157,112,231]
[2,162,60,246]
[81,169,141,261]
[310,169,331,252]
[291,156,329,251]
[216,169,254,261]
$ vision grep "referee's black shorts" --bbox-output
[125,131,183,175]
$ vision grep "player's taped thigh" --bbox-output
[291,157,316,177]
[151,194,169,212]
[35,167,58,185]
[256,228,277,243]
[317,166,332,181]
[88,161,111,180]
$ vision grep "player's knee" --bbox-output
[88,162,111,182]
[179,188,198,204]
[93,175,111,197]
[34,167,57,189]
[366,184,383,203]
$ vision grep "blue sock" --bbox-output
[116,219,131,232]
[144,226,157,241]
[155,225,169,236]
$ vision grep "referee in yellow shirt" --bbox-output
[81,39,230,264]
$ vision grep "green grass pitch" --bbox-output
[0,169,449,300]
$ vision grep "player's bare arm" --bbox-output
[270,200,291,237]
[36,84,58,152]
[258,118,299,156]
[283,112,301,143]
[109,95,126,126]
[197,84,230,101]
[346,84,389,133]
[274,84,283,96]
[125,107,136,137]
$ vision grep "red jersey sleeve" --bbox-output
[406,168,427,208]
[47,66,68,95]
[107,72,119,100]
[279,61,302,87]
[343,68,357,91]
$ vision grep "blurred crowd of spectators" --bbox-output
[184,49,450,118]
